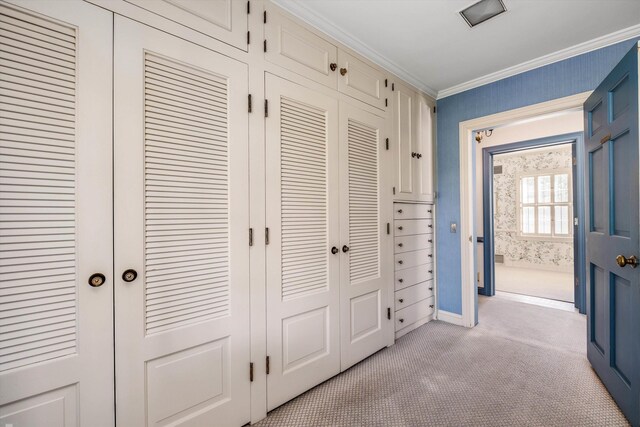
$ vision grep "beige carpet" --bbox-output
[495,265,574,303]
[255,295,628,426]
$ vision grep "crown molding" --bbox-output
[270,0,438,99]
[437,23,640,99]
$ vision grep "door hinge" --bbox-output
[247,31,250,45]
[433,106,437,114]
[385,98,388,107]
[572,156,577,166]
[392,186,396,195]
[248,94,252,113]
[391,82,395,91]
[385,138,389,150]
[574,217,579,226]
[263,39,267,53]
[387,307,391,320]
[266,356,270,375]
[385,78,388,88]
[263,10,267,23]
[264,99,269,117]
[265,227,270,245]
[249,227,253,246]
[250,362,254,382]
[386,222,390,235]
[247,0,250,14]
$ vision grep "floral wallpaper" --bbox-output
[492,145,573,269]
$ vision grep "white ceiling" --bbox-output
[272,0,640,98]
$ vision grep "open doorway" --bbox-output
[474,110,586,314]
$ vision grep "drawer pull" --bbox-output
[429,305,434,309]
[397,209,403,213]
[428,239,433,243]
[398,260,403,265]
[428,270,433,273]
[429,287,433,291]
[398,278,404,283]
[428,209,432,213]
[399,318,404,323]
[428,224,433,228]
[398,226,403,230]
[398,298,404,303]
[428,254,433,258]
[398,243,403,247]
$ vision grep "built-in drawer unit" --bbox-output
[394,264,433,291]
[393,203,433,220]
[394,234,433,254]
[395,281,434,310]
[393,202,436,339]
[395,297,435,332]
[394,219,433,236]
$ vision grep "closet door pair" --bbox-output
[265,75,392,411]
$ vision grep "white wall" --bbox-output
[475,110,583,288]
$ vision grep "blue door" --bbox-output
[584,43,639,426]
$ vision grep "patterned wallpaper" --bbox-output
[492,146,573,270]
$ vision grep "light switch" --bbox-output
[450,222,457,233]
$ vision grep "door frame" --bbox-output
[479,133,586,313]
[458,92,591,327]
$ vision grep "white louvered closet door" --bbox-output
[114,17,250,426]
[0,1,114,425]
[339,101,392,370]
[265,74,340,410]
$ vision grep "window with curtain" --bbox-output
[518,170,572,239]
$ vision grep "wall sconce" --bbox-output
[475,129,493,143]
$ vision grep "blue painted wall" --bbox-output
[435,38,639,315]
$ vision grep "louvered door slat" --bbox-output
[143,53,230,336]
[0,3,77,373]
[280,98,328,301]
[348,119,380,282]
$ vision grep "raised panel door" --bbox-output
[337,50,386,110]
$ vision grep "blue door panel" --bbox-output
[584,43,639,427]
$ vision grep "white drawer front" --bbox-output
[394,234,433,254]
[395,281,434,310]
[394,203,433,220]
[395,249,432,270]
[394,219,433,236]
[395,297,435,332]
[394,264,434,291]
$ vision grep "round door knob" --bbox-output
[340,67,347,76]
[398,298,404,303]
[342,245,350,253]
[88,273,106,288]
[330,63,337,71]
[399,318,404,323]
[122,269,138,282]
[397,209,403,213]
[616,255,638,268]
[331,246,339,254]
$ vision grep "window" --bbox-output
[517,170,572,239]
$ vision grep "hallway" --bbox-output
[257,296,627,426]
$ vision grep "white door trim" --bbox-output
[457,91,591,328]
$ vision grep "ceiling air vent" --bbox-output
[460,0,507,28]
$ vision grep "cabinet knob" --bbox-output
[429,287,433,291]
[428,254,433,258]
[329,63,337,71]
[399,318,404,323]
[416,153,422,159]
[331,246,339,254]
[428,239,433,243]
[398,278,404,283]
[398,260,403,265]
[428,224,433,228]
[122,269,138,283]
[398,243,403,247]
[398,298,404,303]
[429,304,434,309]
[398,226,403,230]
[411,152,416,158]
[342,245,350,253]
[428,270,433,273]
[397,209,403,213]
[340,67,347,76]
[428,209,432,213]
[88,273,106,287]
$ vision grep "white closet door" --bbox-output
[114,16,250,426]
[0,1,114,425]
[394,83,415,198]
[339,101,392,370]
[415,96,434,202]
[265,74,340,410]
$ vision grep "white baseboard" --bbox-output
[436,310,465,326]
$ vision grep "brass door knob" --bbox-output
[88,273,106,287]
[398,243,403,247]
[397,209,403,213]
[398,278,403,283]
[399,318,404,323]
[122,269,138,282]
[330,63,337,71]
[331,246,339,254]
[340,67,347,76]
[398,298,404,303]
[616,255,638,268]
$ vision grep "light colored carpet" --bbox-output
[495,265,574,303]
[255,296,628,426]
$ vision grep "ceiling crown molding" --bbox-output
[271,0,438,99]
[437,23,640,99]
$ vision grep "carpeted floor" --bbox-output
[255,295,628,426]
